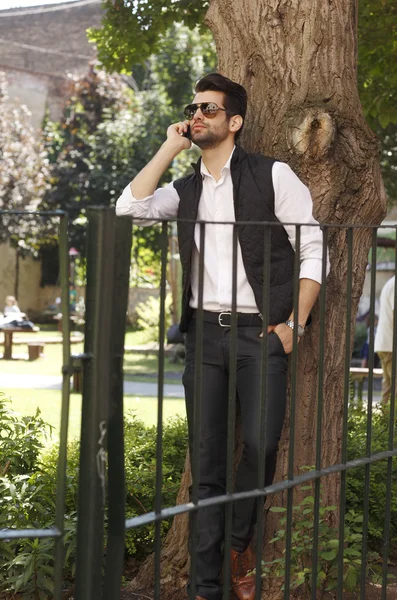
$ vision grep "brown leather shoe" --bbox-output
[231,544,256,600]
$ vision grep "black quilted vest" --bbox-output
[174,145,295,332]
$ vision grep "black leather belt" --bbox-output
[192,310,263,328]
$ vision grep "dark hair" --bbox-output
[195,72,247,141]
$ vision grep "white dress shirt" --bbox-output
[375,276,395,353]
[116,148,328,313]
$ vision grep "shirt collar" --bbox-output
[200,146,236,178]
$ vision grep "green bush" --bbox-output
[0,393,187,598]
[263,494,382,595]
[42,439,80,516]
[124,413,187,559]
[0,394,76,597]
[0,396,52,476]
[135,294,172,342]
[262,400,397,596]
[346,402,397,552]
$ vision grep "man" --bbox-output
[375,275,396,405]
[116,73,328,600]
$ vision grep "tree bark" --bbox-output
[131,0,386,597]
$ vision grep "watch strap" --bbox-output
[285,319,305,337]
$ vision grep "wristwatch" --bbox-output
[285,320,305,337]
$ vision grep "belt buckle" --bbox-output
[218,311,232,327]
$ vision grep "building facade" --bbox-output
[0,0,101,129]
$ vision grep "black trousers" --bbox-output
[182,318,288,600]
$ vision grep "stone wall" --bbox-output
[0,0,102,127]
[0,242,162,322]
[0,65,73,128]
[0,244,42,315]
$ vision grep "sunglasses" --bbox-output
[183,102,227,120]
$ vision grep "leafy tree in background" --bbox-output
[42,25,215,283]
[357,0,397,204]
[0,73,52,257]
[376,122,397,203]
[42,65,164,282]
[42,65,134,237]
[358,0,397,129]
[89,0,210,75]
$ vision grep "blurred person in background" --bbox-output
[375,275,396,405]
[4,295,25,317]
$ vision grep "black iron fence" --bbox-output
[0,208,396,600]
[0,209,72,600]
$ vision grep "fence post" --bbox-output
[53,212,71,600]
[74,208,131,599]
[103,214,132,597]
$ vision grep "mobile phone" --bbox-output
[183,125,191,140]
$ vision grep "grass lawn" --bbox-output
[0,330,183,382]
[1,329,186,443]
[2,388,186,442]
[123,351,183,382]
[0,342,84,375]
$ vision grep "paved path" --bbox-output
[2,373,381,403]
[1,373,184,398]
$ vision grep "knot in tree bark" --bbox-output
[287,108,335,159]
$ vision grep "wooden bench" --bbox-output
[350,367,383,381]
[72,366,83,393]
[28,342,45,361]
[0,330,83,360]
[6,333,84,345]
[350,367,383,403]
[0,326,40,360]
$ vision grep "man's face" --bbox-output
[188,91,231,149]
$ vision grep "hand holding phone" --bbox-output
[183,125,191,140]
[166,121,191,148]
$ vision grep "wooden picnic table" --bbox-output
[1,326,40,360]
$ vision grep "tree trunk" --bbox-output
[131,0,386,597]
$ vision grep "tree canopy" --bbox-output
[90,0,397,129]
[89,0,209,74]
[41,25,216,278]
[358,0,397,128]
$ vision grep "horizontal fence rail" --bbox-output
[124,447,397,527]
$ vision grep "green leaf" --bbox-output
[344,565,358,592]
[301,496,315,505]
[344,548,362,557]
[320,550,338,561]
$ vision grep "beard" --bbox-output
[191,121,230,149]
